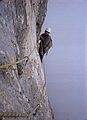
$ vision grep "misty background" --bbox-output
[41,0,87,120]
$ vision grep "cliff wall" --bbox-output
[0,0,53,120]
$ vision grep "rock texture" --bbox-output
[0,0,54,120]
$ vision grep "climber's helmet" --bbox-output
[45,28,51,33]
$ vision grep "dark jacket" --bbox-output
[39,33,52,54]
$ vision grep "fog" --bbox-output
[42,0,87,120]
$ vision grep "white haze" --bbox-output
[42,0,87,120]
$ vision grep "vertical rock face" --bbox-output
[0,0,53,120]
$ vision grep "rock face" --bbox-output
[0,0,53,120]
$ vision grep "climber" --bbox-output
[38,28,53,62]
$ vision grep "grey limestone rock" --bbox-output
[0,0,54,120]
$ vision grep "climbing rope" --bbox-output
[0,41,47,118]
[0,104,39,117]
[0,77,46,118]
[0,45,37,69]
